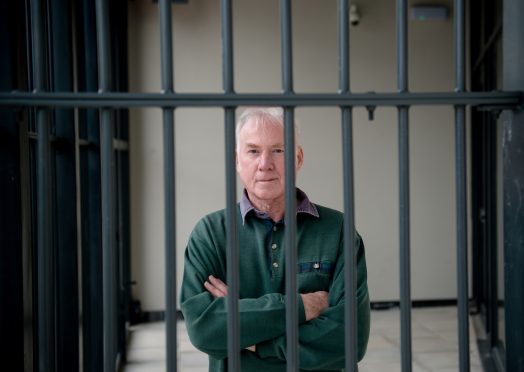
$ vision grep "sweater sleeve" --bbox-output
[255,234,370,369]
[179,219,306,361]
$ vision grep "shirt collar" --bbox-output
[240,187,319,223]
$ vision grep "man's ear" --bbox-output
[296,146,304,171]
[236,151,240,172]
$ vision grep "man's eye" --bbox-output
[273,149,284,154]
[247,149,258,154]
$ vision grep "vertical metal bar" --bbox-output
[222,0,234,95]
[502,0,524,369]
[281,0,293,93]
[224,108,239,371]
[280,1,298,371]
[49,0,80,370]
[31,0,54,370]
[342,110,357,372]
[338,1,357,371]
[284,108,298,372]
[397,1,412,371]
[454,0,470,370]
[221,1,240,371]
[398,108,411,372]
[158,1,177,371]
[95,0,116,371]
[76,0,104,369]
[338,0,349,95]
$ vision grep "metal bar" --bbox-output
[454,0,470,371]
[75,0,104,369]
[338,0,349,94]
[455,105,469,372]
[220,0,240,370]
[49,0,80,370]
[158,1,177,371]
[95,0,116,371]
[224,107,239,371]
[284,108,298,372]
[338,1,357,371]
[342,108,357,372]
[280,1,298,371]
[397,1,412,371]
[398,107,412,372]
[503,0,524,369]
[1,91,521,108]
[222,0,234,94]
[31,0,54,370]
[281,0,293,94]
[162,107,177,372]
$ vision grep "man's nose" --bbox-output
[258,151,274,170]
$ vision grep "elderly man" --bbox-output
[180,107,370,371]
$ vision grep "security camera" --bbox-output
[350,5,360,26]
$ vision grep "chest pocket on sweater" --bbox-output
[297,261,334,293]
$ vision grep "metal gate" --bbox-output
[1,0,523,372]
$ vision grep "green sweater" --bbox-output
[180,204,370,371]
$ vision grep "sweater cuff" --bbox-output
[298,293,306,324]
[256,337,280,360]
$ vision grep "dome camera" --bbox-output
[350,5,360,26]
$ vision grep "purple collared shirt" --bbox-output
[240,187,319,223]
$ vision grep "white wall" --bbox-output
[128,0,462,311]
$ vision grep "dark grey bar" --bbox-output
[95,0,116,371]
[502,0,524,369]
[224,107,240,372]
[221,0,234,94]
[455,106,469,372]
[100,109,116,372]
[2,91,521,108]
[284,108,298,372]
[338,0,349,94]
[158,1,177,371]
[342,107,357,372]
[337,1,357,371]
[31,0,54,371]
[159,0,174,91]
[398,107,412,372]
[397,0,412,371]
[36,107,54,372]
[455,0,466,92]
[281,0,293,93]
[454,0,470,370]
[397,0,408,92]
[221,1,240,370]
[280,1,298,371]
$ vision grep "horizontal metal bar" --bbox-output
[1,91,521,108]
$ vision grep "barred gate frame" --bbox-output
[1,0,523,372]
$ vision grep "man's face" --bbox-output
[236,117,303,205]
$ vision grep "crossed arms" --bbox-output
[179,229,370,369]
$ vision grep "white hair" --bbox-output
[235,107,300,150]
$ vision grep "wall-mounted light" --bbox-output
[350,5,361,26]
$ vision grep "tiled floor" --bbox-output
[123,306,484,372]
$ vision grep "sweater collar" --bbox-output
[240,187,319,223]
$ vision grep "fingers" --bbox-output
[204,275,228,298]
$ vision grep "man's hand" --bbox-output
[301,291,329,321]
[204,275,228,298]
